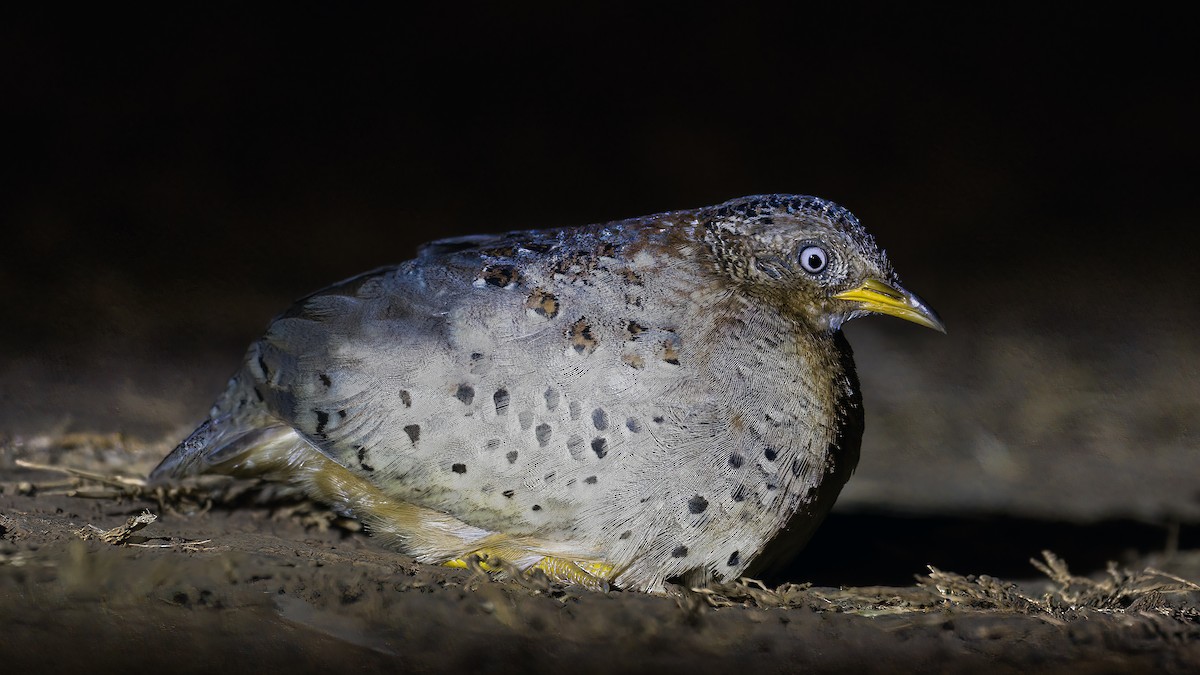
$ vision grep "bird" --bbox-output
[150,194,944,593]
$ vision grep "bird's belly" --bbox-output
[314,332,847,587]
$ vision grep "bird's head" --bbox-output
[698,194,945,334]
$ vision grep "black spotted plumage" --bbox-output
[150,194,943,592]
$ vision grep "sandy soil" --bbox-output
[2,437,1199,674]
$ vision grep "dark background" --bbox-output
[2,7,1197,579]
[4,7,1195,352]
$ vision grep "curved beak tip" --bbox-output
[833,278,946,334]
[925,311,948,334]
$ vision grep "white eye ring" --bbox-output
[798,245,828,274]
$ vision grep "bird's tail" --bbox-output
[148,414,305,484]
[150,411,506,564]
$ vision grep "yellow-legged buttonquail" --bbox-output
[151,194,944,592]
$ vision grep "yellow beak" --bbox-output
[833,278,946,333]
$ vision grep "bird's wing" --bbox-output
[251,220,707,532]
[234,228,623,528]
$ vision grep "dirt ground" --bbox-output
[1,432,1198,674]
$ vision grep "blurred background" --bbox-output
[2,6,1196,583]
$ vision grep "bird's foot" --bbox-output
[529,556,613,592]
[444,551,614,591]
[443,552,504,572]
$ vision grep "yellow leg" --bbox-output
[445,550,616,591]
[530,556,615,592]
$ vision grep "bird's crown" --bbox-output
[696,194,891,287]
[692,194,942,333]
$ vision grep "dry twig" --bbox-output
[76,511,158,545]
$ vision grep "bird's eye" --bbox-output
[798,246,828,274]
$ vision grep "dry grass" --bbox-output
[687,551,1200,630]
[923,551,1200,623]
